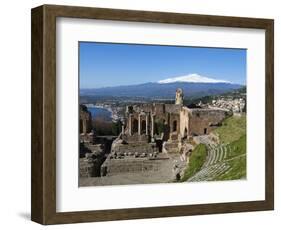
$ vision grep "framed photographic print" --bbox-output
[31,4,274,225]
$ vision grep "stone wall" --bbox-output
[122,133,150,143]
[79,142,106,177]
[80,104,92,134]
[79,158,93,177]
[187,108,229,136]
[154,103,166,114]
[124,103,182,141]
[165,104,182,113]
[101,157,165,176]
[79,153,104,177]
[111,140,157,155]
[168,113,180,140]
[131,103,181,115]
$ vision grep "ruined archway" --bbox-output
[132,119,138,134]
[141,120,146,134]
[184,127,188,138]
[204,128,207,134]
[173,120,177,132]
[79,119,83,133]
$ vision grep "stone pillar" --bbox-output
[138,114,141,135]
[145,115,148,135]
[82,120,87,134]
[128,114,132,136]
[121,125,125,135]
[151,114,154,136]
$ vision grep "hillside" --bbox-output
[181,115,246,182]
[80,82,243,99]
[213,115,246,144]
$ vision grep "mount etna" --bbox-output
[80,74,243,99]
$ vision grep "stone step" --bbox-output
[188,163,230,182]
[163,141,179,154]
[186,143,239,182]
[165,142,178,148]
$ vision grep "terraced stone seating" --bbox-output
[188,162,231,182]
[112,142,157,155]
[187,144,233,182]
[204,144,232,167]
[101,157,165,176]
[122,133,149,143]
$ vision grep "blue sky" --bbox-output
[79,42,246,88]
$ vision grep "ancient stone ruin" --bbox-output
[175,88,184,105]
[99,88,231,179]
[79,104,109,178]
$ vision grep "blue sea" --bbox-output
[87,107,112,122]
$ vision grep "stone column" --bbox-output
[145,114,148,135]
[121,125,125,135]
[138,114,141,135]
[128,114,132,136]
[151,114,154,136]
[82,120,87,134]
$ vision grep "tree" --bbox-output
[111,119,123,136]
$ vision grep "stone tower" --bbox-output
[175,88,184,105]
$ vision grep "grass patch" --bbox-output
[214,115,246,144]
[214,134,246,180]
[224,134,246,160]
[181,144,207,182]
[215,155,246,180]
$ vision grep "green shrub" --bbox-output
[181,144,207,182]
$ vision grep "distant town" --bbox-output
[81,86,246,127]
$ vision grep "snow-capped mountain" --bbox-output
[158,73,232,84]
[80,73,243,99]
